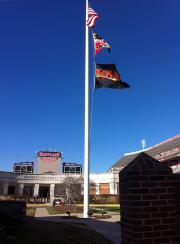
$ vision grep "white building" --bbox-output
[1,135,179,202]
[0,171,119,202]
[0,150,119,202]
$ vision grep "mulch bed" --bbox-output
[54,205,83,213]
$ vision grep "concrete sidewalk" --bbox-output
[35,208,121,244]
[35,207,49,217]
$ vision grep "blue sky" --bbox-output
[0,0,179,173]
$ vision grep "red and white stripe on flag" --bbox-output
[86,7,99,28]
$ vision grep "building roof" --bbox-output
[110,134,180,171]
[120,153,172,175]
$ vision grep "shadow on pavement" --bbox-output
[35,215,121,244]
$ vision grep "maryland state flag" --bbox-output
[93,33,111,55]
[95,64,130,89]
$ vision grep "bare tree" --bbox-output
[62,175,83,205]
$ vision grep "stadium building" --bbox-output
[13,162,34,174]
[108,134,180,173]
[62,162,82,174]
[0,151,118,202]
[37,151,61,174]
[0,134,179,202]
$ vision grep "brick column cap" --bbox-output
[120,153,172,177]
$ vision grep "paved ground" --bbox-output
[35,208,121,244]
[35,207,49,217]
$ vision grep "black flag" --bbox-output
[95,64,130,89]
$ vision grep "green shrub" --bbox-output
[89,194,120,204]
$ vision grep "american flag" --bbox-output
[86,7,99,28]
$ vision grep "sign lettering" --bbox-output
[37,152,61,157]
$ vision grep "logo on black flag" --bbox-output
[95,64,130,89]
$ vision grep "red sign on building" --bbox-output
[37,152,61,158]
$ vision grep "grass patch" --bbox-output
[89,204,120,207]
[1,218,113,244]
[47,205,83,215]
[46,207,62,215]
[26,205,120,216]
[46,205,120,215]
[26,207,36,217]
[27,203,47,207]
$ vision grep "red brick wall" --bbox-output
[99,183,110,195]
[119,153,179,244]
[174,174,180,238]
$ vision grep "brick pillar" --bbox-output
[119,152,178,244]
[174,173,180,243]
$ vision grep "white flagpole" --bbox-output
[83,0,90,218]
